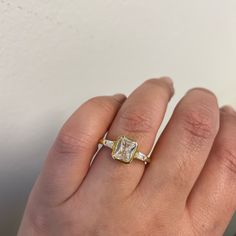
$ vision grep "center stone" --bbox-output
[112,136,138,163]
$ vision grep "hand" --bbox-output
[18,78,236,236]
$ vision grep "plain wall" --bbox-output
[0,1,236,235]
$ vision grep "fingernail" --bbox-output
[113,93,126,102]
[147,77,173,86]
[161,76,173,85]
[220,105,236,114]
[187,87,215,96]
[157,77,175,96]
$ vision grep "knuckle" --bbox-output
[118,107,155,134]
[180,105,217,142]
[213,111,236,175]
[53,131,92,155]
[184,111,213,139]
[215,142,236,175]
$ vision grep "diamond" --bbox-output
[112,136,138,163]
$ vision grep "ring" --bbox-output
[99,136,150,164]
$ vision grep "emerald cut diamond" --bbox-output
[112,136,138,163]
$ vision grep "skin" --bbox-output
[18,78,236,236]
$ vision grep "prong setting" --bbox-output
[99,136,150,164]
[112,136,138,163]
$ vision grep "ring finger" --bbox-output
[81,78,174,197]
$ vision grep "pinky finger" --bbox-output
[187,106,236,236]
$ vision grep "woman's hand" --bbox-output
[18,78,236,236]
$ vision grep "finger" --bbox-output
[139,88,219,210]
[33,94,126,206]
[186,106,236,236]
[83,78,174,197]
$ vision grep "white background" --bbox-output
[0,1,235,235]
